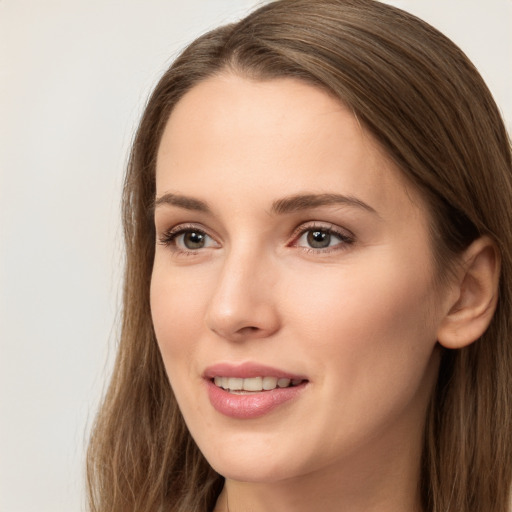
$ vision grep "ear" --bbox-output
[437,236,500,349]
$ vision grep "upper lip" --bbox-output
[203,362,307,380]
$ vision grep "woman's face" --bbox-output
[151,74,448,484]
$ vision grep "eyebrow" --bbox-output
[270,193,378,216]
[153,192,378,216]
[153,193,210,212]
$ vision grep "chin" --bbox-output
[197,437,305,484]
[209,458,294,484]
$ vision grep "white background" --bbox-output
[1,1,511,511]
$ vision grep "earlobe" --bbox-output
[437,236,500,350]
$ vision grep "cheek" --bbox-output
[150,265,207,374]
[288,251,437,341]
[150,267,213,427]
[287,252,439,396]
[278,257,440,456]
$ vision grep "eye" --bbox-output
[158,225,219,253]
[178,230,210,250]
[301,229,334,249]
[293,224,354,251]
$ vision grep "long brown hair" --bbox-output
[87,1,512,511]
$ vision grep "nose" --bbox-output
[205,249,281,342]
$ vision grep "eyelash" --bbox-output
[290,222,355,254]
[158,223,214,256]
[158,222,355,256]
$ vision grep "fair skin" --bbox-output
[150,74,498,512]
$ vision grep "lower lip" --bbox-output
[205,379,307,419]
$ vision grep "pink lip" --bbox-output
[203,362,308,420]
[203,362,306,380]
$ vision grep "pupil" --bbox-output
[184,232,205,249]
[307,230,330,248]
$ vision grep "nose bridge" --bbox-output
[205,240,279,340]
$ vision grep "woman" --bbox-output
[87,1,512,511]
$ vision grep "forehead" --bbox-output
[155,73,425,223]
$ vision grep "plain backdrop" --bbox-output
[1,1,511,511]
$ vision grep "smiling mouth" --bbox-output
[213,376,305,394]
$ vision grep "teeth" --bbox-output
[213,376,302,392]
[277,378,291,388]
[243,377,262,391]
[229,377,243,390]
[263,376,278,390]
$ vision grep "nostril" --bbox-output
[238,326,259,334]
